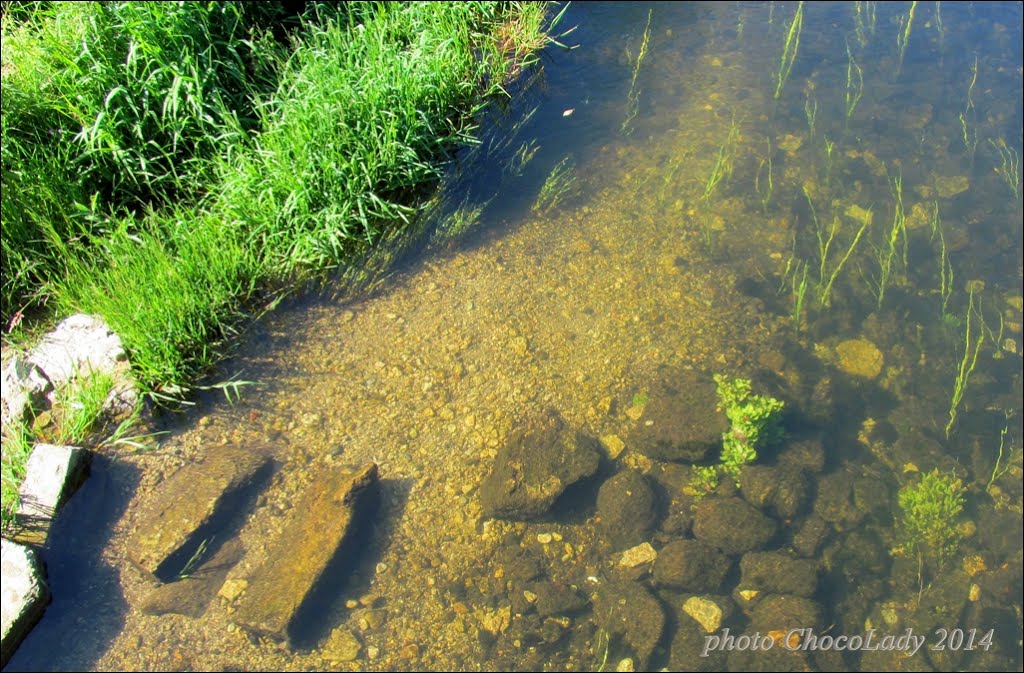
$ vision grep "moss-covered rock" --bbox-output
[596,470,658,550]
[738,551,819,598]
[693,497,777,555]
[652,539,730,593]
[626,370,727,463]
[738,464,811,520]
[835,338,884,379]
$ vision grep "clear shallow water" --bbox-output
[9,3,1022,671]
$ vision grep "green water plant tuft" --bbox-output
[898,468,965,573]
[715,375,785,481]
[688,376,785,495]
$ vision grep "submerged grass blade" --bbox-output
[621,10,653,135]
[774,1,804,100]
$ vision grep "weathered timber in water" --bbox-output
[233,462,378,643]
[139,538,245,618]
[479,408,600,520]
[128,445,273,578]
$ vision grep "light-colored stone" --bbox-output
[26,314,126,390]
[843,203,873,227]
[835,339,884,379]
[1,539,50,668]
[934,175,969,199]
[1,357,52,432]
[600,434,626,459]
[618,542,658,569]
[323,627,361,663]
[218,579,249,603]
[683,596,723,633]
[14,444,90,546]
[474,605,512,635]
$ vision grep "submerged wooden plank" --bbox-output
[232,461,378,643]
[128,445,272,577]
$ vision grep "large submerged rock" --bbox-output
[738,464,811,520]
[592,581,665,669]
[233,462,378,643]
[129,444,273,578]
[693,497,777,555]
[479,408,600,520]
[652,539,730,593]
[738,551,819,597]
[596,470,657,549]
[626,370,727,462]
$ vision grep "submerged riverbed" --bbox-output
[8,3,1022,671]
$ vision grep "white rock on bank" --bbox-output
[1,539,50,668]
[26,314,127,390]
[0,357,53,432]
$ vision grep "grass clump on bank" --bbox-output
[2,1,555,394]
[1,1,282,320]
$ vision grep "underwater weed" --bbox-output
[178,537,214,580]
[698,117,741,252]
[804,90,818,139]
[929,202,954,318]
[844,40,864,128]
[621,10,653,135]
[959,55,979,161]
[533,155,578,216]
[872,172,908,309]
[898,468,965,574]
[507,138,540,177]
[853,1,877,49]
[755,137,774,214]
[897,467,970,605]
[895,1,919,78]
[774,1,804,100]
[714,375,785,483]
[945,285,984,438]
[791,260,809,329]
[989,138,1021,199]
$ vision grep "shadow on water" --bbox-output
[5,455,139,672]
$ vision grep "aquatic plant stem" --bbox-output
[875,172,907,309]
[945,286,984,438]
[895,1,919,78]
[820,216,870,308]
[845,40,864,127]
[774,2,804,100]
[621,10,653,135]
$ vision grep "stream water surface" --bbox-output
[8,2,1022,671]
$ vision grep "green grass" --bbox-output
[1,1,283,320]
[2,1,555,395]
[1,422,34,535]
